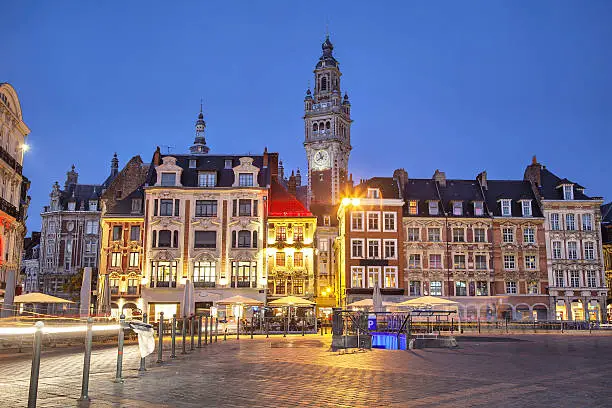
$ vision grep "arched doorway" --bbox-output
[515,304,531,321]
[110,302,119,319]
[122,302,138,319]
[498,304,513,321]
[570,299,584,321]
[532,304,548,321]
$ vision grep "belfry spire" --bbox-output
[190,101,210,154]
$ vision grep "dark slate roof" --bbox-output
[105,188,145,216]
[602,202,612,244]
[539,168,592,200]
[484,180,543,218]
[353,177,400,199]
[602,202,612,224]
[402,178,487,218]
[309,203,339,226]
[146,154,270,188]
[59,184,103,211]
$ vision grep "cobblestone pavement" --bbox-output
[1,333,611,407]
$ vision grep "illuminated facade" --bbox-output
[0,83,30,317]
[602,202,612,319]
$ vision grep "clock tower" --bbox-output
[304,35,352,208]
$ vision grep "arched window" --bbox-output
[321,77,327,91]
[252,231,258,248]
[312,123,318,132]
[326,121,331,129]
[173,231,179,248]
[238,230,251,248]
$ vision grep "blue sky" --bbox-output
[4,1,611,232]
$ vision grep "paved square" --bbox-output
[0,334,611,407]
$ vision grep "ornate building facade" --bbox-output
[601,202,612,319]
[0,83,31,316]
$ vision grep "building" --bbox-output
[524,157,608,321]
[141,109,273,321]
[21,231,41,293]
[98,155,149,318]
[39,157,118,304]
[337,177,404,307]
[600,202,611,319]
[0,83,31,316]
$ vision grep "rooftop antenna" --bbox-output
[160,144,175,154]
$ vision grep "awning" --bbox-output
[347,299,397,308]
[268,296,315,307]
[216,295,264,306]
[13,293,75,304]
[396,296,458,307]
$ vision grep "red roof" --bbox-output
[268,180,312,217]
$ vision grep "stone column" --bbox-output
[582,297,589,322]
[565,298,572,321]
[1,270,16,318]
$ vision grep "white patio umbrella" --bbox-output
[347,298,397,308]
[372,283,384,313]
[181,280,196,317]
[97,274,111,316]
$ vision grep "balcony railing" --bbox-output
[194,281,216,288]
[111,287,119,295]
[0,145,22,175]
[231,281,254,288]
[150,281,177,288]
[127,286,138,295]
[0,197,19,219]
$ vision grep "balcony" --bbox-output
[126,286,139,295]
[194,281,216,288]
[0,145,22,175]
[0,197,19,219]
[150,281,177,288]
[231,281,254,288]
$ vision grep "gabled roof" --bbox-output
[268,180,312,217]
[484,180,543,218]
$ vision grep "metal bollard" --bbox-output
[139,313,148,371]
[171,314,177,358]
[224,327,227,341]
[79,318,94,401]
[27,321,44,408]
[209,316,214,344]
[157,312,164,363]
[266,320,269,338]
[197,315,202,348]
[204,316,209,345]
[190,316,195,351]
[251,315,254,339]
[115,314,126,383]
[181,316,187,354]
[237,318,240,340]
[215,318,218,342]
[302,318,305,336]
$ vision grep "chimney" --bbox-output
[65,165,78,190]
[433,169,446,188]
[153,146,162,166]
[111,153,119,177]
[477,171,488,190]
[524,155,542,187]
[393,168,408,196]
[288,171,297,196]
[268,152,279,181]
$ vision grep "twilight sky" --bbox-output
[4,1,611,233]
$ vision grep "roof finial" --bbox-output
[200,97,203,114]
[532,155,537,165]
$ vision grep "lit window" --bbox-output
[276,226,287,241]
[111,252,121,267]
[351,267,364,288]
[501,199,512,216]
[293,252,303,267]
[276,252,285,267]
[193,261,216,285]
[521,201,532,217]
[198,172,216,187]
[367,267,381,288]
[453,254,466,269]
[428,201,439,215]
[503,254,516,269]
[474,201,484,216]
[384,267,398,288]
[505,281,517,294]
[452,202,463,216]
[527,281,539,294]
[293,226,304,242]
[408,254,421,268]
[408,201,418,215]
[129,252,139,267]
[563,185,574,200]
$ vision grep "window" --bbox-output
[527,281,539,294]
[367,239,380,259]
[293,252,303,267]
[323,216,330,226]
[276,226,287,241]
[407,228,420,241]
[367,188,380,199]
[428,228,441,242]
[553,241,562,259]
[293,226,304,242]
[503,254,516,270]
[475,255,487,270]
[554,270,565,287]
[582,214,593,231]
[319,239,329,252]
[567,242,578,260]
[276,252,286,267]
[408,201,418,215]
[383,240,396,259]
[157,230,172,247]
[474,201,484,216]
[408,254,421,269]
[452,228,465,242]
[161,173,176,186]
[351,212,363,231]
[129,252,139,267]
[505,281,517,294]
[189,159,197,169]
[522,201,532,217]
[224,159,233,169]
[502,228,514,243]
[453,254,466,269]
[130,226,140,241]
[525,255,536,269]
[429,254,442,269]
[231,261,256,288]
[474,228,486,243]
[452,202,463,216]
[476,281,488,296]
[131,199,142,213]
[367,267,381,288]
[351,267,364,288]
[586,271,597,288]
[85,220,98,235]
[383,212,396,231]
[351,239,364,258]
[68,202,76,211]
[112,226,122,241]
[84,256,96,268]
[46,240,55,255]
[428,201,439,215]
[523,227,535,244]
[455,281,467,296]
[569,271,580,288]
[160,199,173,216]
[409,281,421,296]
[195,200,217,217]
[367,212,380,231]
[237,230,251,248]
[238,199,252,216]
[111,252,121,267]
[566,214,576,231]
[84,240,95,254]
[550,213,560,230]
[563,185,574,200]
[193,261,216,286]
[384,267,398,288]
[584,242,595,260]
[430,281,442,296]
[195,231,216,248]
[89,200,98,211]
[198,172,216,187]
[238,173,254,187]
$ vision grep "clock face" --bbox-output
[313,149,330,169]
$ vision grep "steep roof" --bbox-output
[484,180,543,218]
[59,184,103,211]
[353,177,400,199]
[539,168,592,200]
[402,178,487,218]
[268,179,312,217]
[602,202,612,245]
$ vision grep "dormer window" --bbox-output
[501,199,512,217]
[563,185,574,200]
[89,200,98,211]
[452,201,463,216]
[367,188,380,199]
[474,201,484,216]
[198,172,216,187]
[224,159,233,169]
[68,202,76,211]
[189,159,197,169]
[428,201,439,216]
[161,173,176,186]
[239,173,254,187]
[131,198,142,214]
[408,200,418,215]
[521,200,532,217]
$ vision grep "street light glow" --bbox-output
[0,323,121,336]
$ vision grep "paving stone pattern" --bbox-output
[0,334,611,407]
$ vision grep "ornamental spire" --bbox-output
[190,100,210,154]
